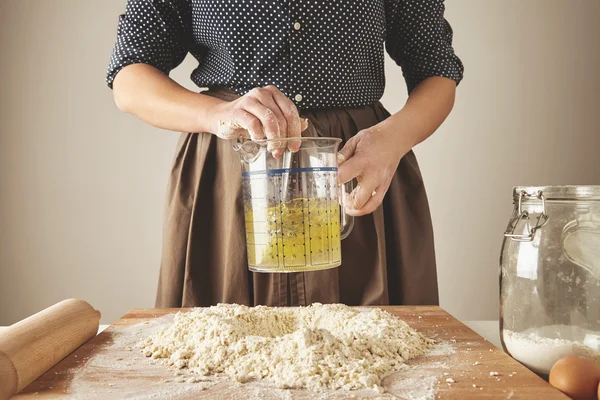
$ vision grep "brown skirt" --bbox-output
[156,88,439,307]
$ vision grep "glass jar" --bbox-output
[499,186,600,376]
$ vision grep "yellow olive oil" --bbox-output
[245,198,341,272]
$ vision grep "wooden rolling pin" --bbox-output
[0,299,100,400]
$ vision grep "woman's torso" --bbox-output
[181,0,387,109]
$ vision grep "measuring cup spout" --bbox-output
[232,138,261,164]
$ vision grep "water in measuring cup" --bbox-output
[244,197,342,272]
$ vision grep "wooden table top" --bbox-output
[14,306,568,400]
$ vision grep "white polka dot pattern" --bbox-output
[385,0,463,93]
[107,0,464,109]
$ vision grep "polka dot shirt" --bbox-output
[106,0,464,110]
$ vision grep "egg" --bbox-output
[549,355,600,400]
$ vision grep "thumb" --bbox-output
[337,137,363,185]
[337,136,357,166]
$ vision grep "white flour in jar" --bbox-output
[503,325,600,374]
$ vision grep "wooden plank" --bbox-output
[14,306,568,399]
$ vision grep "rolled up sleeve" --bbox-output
[106,0,191,88]
[385,0,464,94]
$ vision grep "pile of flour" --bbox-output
[138,303,433,393]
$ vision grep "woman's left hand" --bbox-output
[337,123,410,216]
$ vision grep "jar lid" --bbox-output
[513,185,600,201]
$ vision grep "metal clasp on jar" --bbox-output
[504,190,549,242]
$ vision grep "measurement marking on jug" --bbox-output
[243,165,343,272]
[301,181,308,267]
[327,176,332,264]
[308,196,313,267]
[277,175,284,269]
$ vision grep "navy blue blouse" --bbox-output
[107,0,463,109]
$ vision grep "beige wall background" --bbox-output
[1,0,599,325]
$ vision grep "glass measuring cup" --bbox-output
[234,137,354,273]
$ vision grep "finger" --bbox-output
[258,91,290,158]
[265,86,303,152]
[284,116,309,154]
[242,98,284,156]
[254,87,289,138]
[346,186,386,217]
[232,109,264,141]
[263,86,293,136]
[337,153,364,185]
[349,187,385,216]
[216,120,251,140]
[300,118,309,132]
[247,88,288,158]
[241,98,279,139]
[337,137,358,167]
[348,179,378,211]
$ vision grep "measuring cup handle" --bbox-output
[339,180,355,240]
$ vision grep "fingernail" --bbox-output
[301,118,308,129]
[337,154,345,164]
[250,130,261,141]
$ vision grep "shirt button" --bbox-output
[293,22,302,31]
[295,94,303,102]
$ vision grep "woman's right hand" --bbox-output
[209,85,307,157]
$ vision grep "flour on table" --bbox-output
[138,303,433,393]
